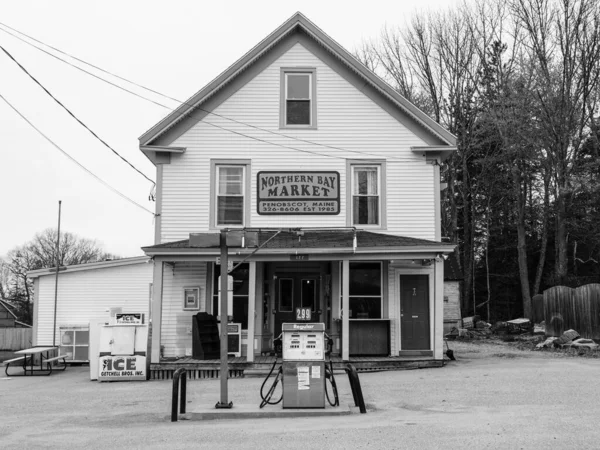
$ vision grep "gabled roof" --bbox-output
[139,12,456,150]
[143,229,455,256]
[0,299,18,320]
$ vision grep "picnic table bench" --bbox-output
[4,347,67,376]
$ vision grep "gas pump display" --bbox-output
[281,323,326,408]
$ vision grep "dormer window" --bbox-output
[280,68,317,128]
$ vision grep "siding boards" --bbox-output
[161,43,435,242]
[160,262,207,358]
[35,263,152,346]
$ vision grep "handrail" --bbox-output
[345,364,366,414]
[171,368,187,422]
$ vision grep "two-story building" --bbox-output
[139,12,456,375]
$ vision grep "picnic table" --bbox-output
[4,346,67,376]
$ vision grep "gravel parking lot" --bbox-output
[1,342,599,449]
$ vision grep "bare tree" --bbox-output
[510,0,600,283]
[0,229,117,324]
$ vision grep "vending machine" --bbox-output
[97,313,149,382]
[281,323,326,409]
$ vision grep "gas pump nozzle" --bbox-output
[273,333,283,357]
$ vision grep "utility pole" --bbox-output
[216,229,232,408]
[52,200,62,347]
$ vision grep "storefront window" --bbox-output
[212,263,249,329]
[343,262,382,319]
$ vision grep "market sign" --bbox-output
[98,355,147,381]
[257,171,340,215]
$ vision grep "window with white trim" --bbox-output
[281,69,316,127]
[352,166,380,225]
[216,165,245,226]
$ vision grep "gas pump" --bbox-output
[259,322,340,409]
[281,323,326,408]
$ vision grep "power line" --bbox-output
[0,21,183,105]
[0,92,155,216]
[0,44,155,188]
[0,21,407,162]
[0,27,345,161]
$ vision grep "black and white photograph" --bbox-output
[1,0,599,448]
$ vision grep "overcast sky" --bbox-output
[0,0,455,258]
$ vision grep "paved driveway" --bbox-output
[1,343,599,449]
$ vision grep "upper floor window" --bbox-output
[352,166,380,225]
[280,68,317,128]
[216,165,244,226]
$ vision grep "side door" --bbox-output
[400,275,430,350]
[274,274,320,339]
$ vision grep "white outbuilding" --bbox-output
[28,256,152,362]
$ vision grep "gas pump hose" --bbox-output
[324,351,339,407]
[259,358,283,408]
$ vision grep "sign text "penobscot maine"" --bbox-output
[257,171,340,215]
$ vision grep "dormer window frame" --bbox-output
[280,67,317,129]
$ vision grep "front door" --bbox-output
[400,275,430,350]
[274,273,320,339]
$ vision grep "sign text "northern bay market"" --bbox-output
[257,171,340,215]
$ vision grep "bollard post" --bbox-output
[180,370,187,414]
[172,368,187,422]
[345,364,366,414]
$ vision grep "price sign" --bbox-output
[296,307,312,321]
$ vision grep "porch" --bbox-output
[149,355,444,380]
[144,229,455,364]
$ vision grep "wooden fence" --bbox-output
[544,284,600,339]
[0,327,33,350]
[532,294,544,323]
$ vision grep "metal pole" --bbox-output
[52,200,62,347]
[216,229,232,408]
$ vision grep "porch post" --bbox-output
[218,230,231,407]
[342,259,350,361]
[434,258,444,360]
[150,259,164,363]
[247,261,256,362]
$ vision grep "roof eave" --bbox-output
[138,14,304,147]
[138,12,457,148]
[27,256,150,278]
[142,243,456,257]
[411,146,457,162]
[140,145,186,165]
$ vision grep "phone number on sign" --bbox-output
[259,201,338,213]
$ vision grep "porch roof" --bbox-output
[142,229,455,256]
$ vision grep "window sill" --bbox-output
[352,225,386,231]
[279,125,318,130]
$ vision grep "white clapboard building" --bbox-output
[29,257,152,362]
[31,13,456,375]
